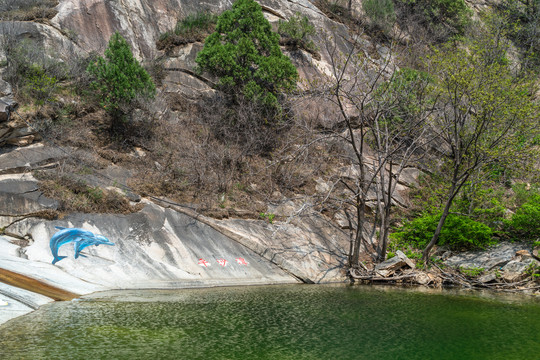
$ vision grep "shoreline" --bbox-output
[3,275,539,329]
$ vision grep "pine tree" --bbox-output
[195,0,297,110]
[87,32,155,122]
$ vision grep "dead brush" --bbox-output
[36,172,142,214]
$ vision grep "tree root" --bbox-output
[0,209,59,235]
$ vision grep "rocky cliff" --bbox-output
[0,0,430,326]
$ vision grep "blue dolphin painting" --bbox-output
[50,227,115,264]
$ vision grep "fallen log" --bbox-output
[350,273,417,282]
[0,268,79,301]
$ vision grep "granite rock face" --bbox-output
[0,0,400,326]
[444,243,539,285]
[3,202,298,290]
[444,242,532,270]
[51,0,343,59]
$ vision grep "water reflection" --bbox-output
[0,284,539,359]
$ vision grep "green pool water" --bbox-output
[0,284,538,359]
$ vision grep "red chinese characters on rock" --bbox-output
[197,257,249,268]
[235,257,249,265]
[198,258,211,267]
[217,258,228,267]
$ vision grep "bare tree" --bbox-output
[309,31,436,267]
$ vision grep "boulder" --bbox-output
[415,272,432,285]
[375,250,415,276]
[3,201,298,293]
[501,259,538,282]
[444,242,530,270]
[396,250,416,269]
[502,259,535,274]
[515,249,534,262]
[0,97,18,123]
[502,271,524,283]
[478,273,497,283]
[0,78,12,97]
[398,167,420,187]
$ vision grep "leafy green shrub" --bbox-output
[278,12,317,52]
[454,184,507,229]
[23,64,58,105]
[87,32,155,125]
[513,183,540,208]
[2,39,66,104]
[459,266,484,277]
[525,262,540,282]
[498,0,540,70]
[259,212,276,224]
[362,0,396,33]
[195,0,298,110]
[391,213,495,251]
[508,194,540,239]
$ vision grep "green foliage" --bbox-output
[498,0,540,70]
[415,259,426,269]
[2,39,66,103]
[405,250,422,259]
[23,64,58,105]
[175,12,218,36]
[459,266,484,277]
[87,32,155,119]
[157,11,219,50]
[195,0,298,110]
[398,0,472,40]
[525,262,540,281]
[377,68,432,124]
[454,183,507,228]
[513,183,540,208]
[391,213,495,251]
[259,212,275,224]
[427,40,539,190]
[507,194,540,238]
[362,0,396,33]
[278,12,316,52]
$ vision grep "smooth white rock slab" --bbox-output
[0,295,33,327]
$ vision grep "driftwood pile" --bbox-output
[349,249,540,294]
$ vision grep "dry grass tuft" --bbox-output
[36,172,142,214]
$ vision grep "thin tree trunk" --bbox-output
[422,196,452,262]
[378,162,393,261]
[351,193,365,266]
